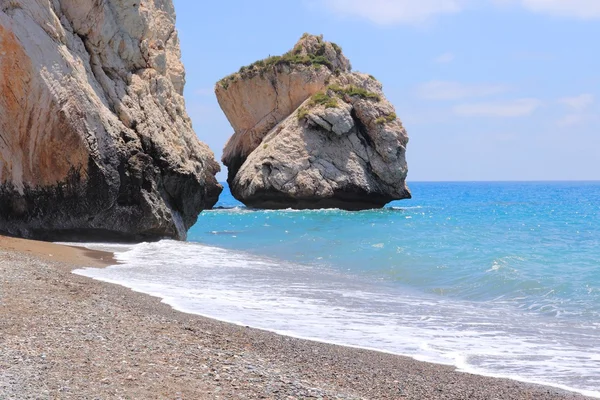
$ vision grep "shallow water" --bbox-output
[74,182,600,397]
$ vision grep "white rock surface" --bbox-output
[216,35,410,210]
[0,0,221,240]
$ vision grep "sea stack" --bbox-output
[216,34,410,210]
[0,0,222,241]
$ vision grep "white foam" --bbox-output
[72,240,600,398]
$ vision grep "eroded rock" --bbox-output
[0,0,222,241]
[216,34,410,210]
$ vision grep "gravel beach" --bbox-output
[0,236,593,399]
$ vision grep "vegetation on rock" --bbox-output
[310,91,339,108]
[297,107,309,121]
[297,90,339,120]
[331,42,342,55]
[217,34,347,90]
[375,112,397,125]
[296,84,381,121]
[329,84,381,101]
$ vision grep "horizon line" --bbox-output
[405,179,600,183]
[217,180,600,184]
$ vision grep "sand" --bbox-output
[0,235,593,399]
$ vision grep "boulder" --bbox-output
[216,34,410,210]
[0,0,222,241]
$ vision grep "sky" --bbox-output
[172,0,599,182]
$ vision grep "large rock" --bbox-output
[0,0,222,241]
[216,34,410,210]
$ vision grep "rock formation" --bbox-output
[216,34,410,210]
[0,0,222,241]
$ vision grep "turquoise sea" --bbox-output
[75,182,600,397]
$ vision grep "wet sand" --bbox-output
[0,235,592,399]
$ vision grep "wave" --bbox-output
[206,205,426,215]
[72,240,600,398]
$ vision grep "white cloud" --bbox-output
[453,98,542,117]
[556,94,595,126]
[557,114,587,127]
[558,94,594,111]
[494,0,600,19]
[321,0,466,25]
[417,81,510,100]
[319,0,600,25]
[434,52,455,63]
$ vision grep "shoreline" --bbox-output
[0,235,116,268]
[0,236,593,399]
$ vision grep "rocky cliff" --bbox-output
[216,34,410,210]
[0,0,222,241]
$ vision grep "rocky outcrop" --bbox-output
[0,0,222,241]
[216,34,410,210]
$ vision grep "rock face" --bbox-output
[0,0,222,241]
[216,34,410,210]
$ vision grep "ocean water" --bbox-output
[74,182,600,397]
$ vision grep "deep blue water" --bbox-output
[75,182,600,397]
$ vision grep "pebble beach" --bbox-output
[0,236,593,399]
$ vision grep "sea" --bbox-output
[73,182,600,397]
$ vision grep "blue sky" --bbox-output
[172,0,599,182]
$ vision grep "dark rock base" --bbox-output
[237,187,412,211]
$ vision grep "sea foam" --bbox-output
[74,239,600,398]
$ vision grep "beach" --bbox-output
[0,235,592,399]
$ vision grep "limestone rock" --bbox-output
[0,0,222,241]
[216,34,410,210]
[216,34,351,184]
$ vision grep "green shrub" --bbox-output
[275,53,333,70]
[331,42,342,55]
[298,91,339,121]
[375,112,397,125]
[315,42,327,56]
[217,75,236,90]
[328,84,380,101]
[345,86,381,101]
[298,107,309,120]
[310,91,338,108]
[217,34,341,88]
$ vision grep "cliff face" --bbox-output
[0,0,222,241]
[216,34,410,210]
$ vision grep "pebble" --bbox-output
[0,250,590,400]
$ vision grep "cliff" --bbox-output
[215,34,410,210]
[0,0,222,241]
